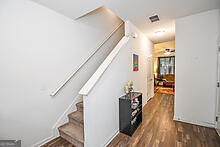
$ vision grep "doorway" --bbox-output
[153,40,175,95]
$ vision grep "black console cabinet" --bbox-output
[119,92,142,136]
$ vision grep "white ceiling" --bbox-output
[106,0,220,43]
[32,0,220,43]
[32,0,105,19]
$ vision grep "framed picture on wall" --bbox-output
[133,54,139,71]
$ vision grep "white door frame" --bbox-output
[215,39,220,129]
[147,55,154,99]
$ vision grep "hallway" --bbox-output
[108,93,220,147]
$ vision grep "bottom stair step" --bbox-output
[59,123,84,147]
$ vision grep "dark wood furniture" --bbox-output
[119,92,142,136]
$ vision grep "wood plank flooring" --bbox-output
[41,137,74,147]
[108,93,220,147]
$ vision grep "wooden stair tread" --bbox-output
[76,101,83,112]
[68,111,83,124]
[59,123,84,144]
[76,102,83,108]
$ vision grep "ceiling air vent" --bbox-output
[149,14,159,23]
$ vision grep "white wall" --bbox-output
[0,0,123,146]
[174,9,219,127]
[219,10,220,44]
[83,21,153,147]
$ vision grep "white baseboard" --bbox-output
[103,130,119,147]
[31,134,57,147]
[149,93,154,99]
[32,95,82,147]
[173,116,215,128]
[147,94,154,102]
[142,94,154,107]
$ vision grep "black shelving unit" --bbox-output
[119,92,142,136]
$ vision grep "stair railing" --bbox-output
[50,22,124,96]
[78,36,129,96]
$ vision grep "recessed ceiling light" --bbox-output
[154,30,166,36]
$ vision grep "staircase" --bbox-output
[42,22,125,147]
[42,101,84,147]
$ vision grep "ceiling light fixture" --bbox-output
[164,52,171,55]
[164,48,175,55]
[154,30,166,36]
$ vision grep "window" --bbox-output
[159,57,175,75]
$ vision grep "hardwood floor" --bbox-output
[108,93,220,147]
[41,137,74,147]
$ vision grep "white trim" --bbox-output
[142,94,153,107]
[173,116,215,128]
[148,94,154,101]
[102,131,119,147]
[31,134,57,147]
[79,36,129,95]
[148,94,154,100]
[215,48,219,129]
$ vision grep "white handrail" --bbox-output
[79,36,129,96]
[50,22,124,96]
